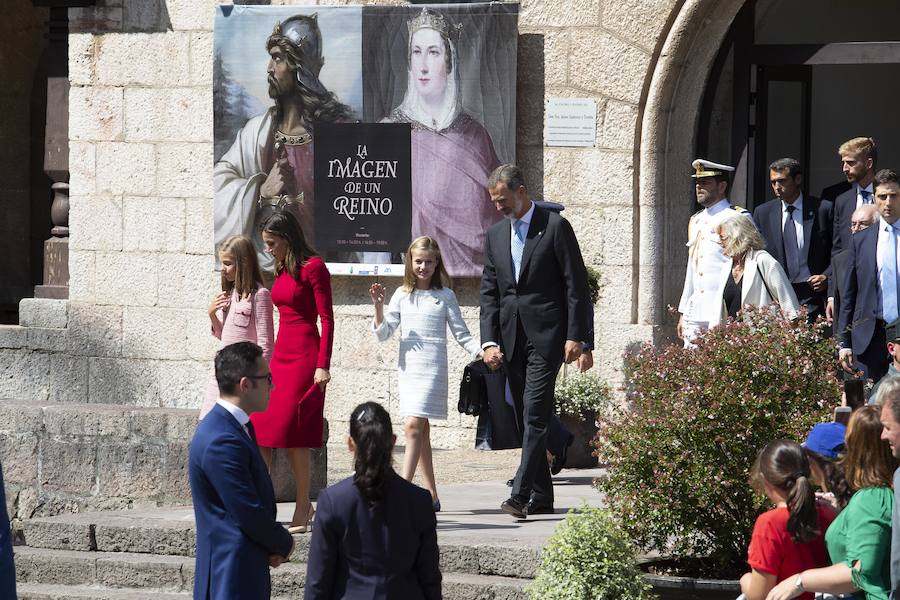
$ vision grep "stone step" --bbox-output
[15,547,529,600]
[22,512,543,579]
[17,583,190,600]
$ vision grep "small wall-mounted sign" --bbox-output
[544,98,597,147]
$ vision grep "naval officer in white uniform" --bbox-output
[677,159,751,347]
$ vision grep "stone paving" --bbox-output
[325,443,525,486]
[15,458,606,599]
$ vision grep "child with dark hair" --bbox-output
[767,406,897,600]
[740,440,835,600]
[303,402,441,600]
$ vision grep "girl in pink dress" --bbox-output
[200,235,274,420]
[251,210,334,533]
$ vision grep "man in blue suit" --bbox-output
[838,169,900,384]
[189,342,293,600]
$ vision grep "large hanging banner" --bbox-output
[213,3,519,277]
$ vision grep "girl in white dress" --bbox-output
[370,236,481,511]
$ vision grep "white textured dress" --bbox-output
[374,287,481,419]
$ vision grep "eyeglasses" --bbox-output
[246,373,273,385]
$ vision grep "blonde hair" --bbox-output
[218,235,265,299]
[402,236,451,293]
[716,216,766,258]
[838,137,877,164]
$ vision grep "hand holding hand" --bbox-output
[314,368,331,391]
[807,274,827,293]
[208,291,229,317]
[577,350,593,372]
[482,346,503,370]
[369,283,385,307]
[563,340,583,364]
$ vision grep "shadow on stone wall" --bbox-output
[516,33,546,199]
[70,0,172,34]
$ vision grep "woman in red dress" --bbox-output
[251,210,334,533]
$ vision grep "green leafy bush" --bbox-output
[586,265,600,305]
[554,371,613,418]
[594,306,839,578]
[529,505,655,600]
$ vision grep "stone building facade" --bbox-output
[4,0,828,515]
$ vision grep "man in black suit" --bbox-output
[480,164,592,519]
[826,204,877,326]
[832,137,878,258]
[753,158,833,323]
[838,169,900,383]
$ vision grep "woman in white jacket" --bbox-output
[709,215,800,328]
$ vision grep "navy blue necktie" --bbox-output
[246,420,257,444]
[783,205,800,280]
[861,189,873,204]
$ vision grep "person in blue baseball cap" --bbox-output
[802,422,850,514]
[803,422,847,460]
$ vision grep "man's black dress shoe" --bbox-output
[506,478,514,487]
[550,432,576,475]
[500,496,528,519]
[525,499,555,515]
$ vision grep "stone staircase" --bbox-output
[14,507,538,599]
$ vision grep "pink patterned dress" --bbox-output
[199,284,274,419]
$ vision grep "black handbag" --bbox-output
[458,360,491,416]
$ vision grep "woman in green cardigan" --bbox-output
[767,405,897,600]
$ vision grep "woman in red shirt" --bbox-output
[740,439,835,600]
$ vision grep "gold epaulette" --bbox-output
[730,205,748,213]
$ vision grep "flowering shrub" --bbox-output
[554,371,613,418]
[595,306,839,578]
[586,265,600,305]
[528,505,655,600]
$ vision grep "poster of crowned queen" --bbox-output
[213,4,519,277]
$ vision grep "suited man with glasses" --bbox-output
[189,341,293,600]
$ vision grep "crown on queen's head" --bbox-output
[407,7,462,43]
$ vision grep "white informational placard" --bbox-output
[327,262,404,276]
[544,98,597,147]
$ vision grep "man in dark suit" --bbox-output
[753,158,833,323]
[189,342,293,600]
[480,164,592,519]
[838,169,900,384]
[826,204,878,326]
[832,137,878,258]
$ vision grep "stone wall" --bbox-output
[5,0,689,449]
[0,393,327,523]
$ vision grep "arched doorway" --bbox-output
[0,1,49,322]
[638,0,900,331]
